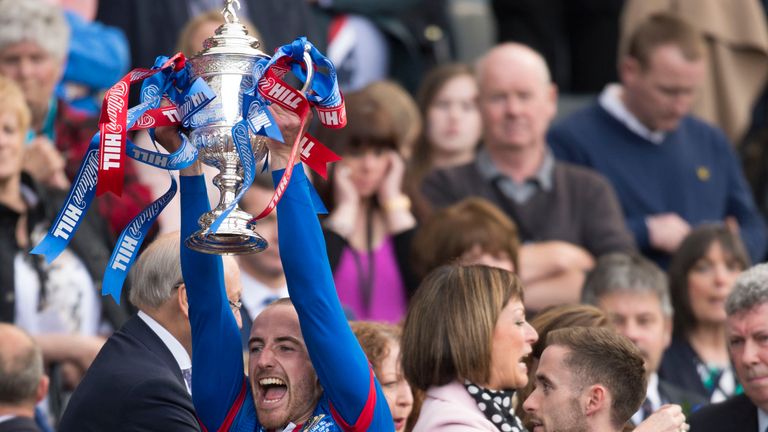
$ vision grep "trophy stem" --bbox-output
[185,161,268,255]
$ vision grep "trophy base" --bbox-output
[185,228,268,255]
[185,204,268,255]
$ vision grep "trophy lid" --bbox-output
[195,0,267,58]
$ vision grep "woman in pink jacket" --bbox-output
[401,265,537,431]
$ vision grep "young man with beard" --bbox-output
[160,104,394,431]
[523,327,648,432]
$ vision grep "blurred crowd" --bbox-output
[2,0,768,431]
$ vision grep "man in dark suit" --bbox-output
[582,253,707,425]
[689,263,768,432]
[58,233,243,431]
[0,324,48,432]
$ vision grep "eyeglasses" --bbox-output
[229,299,243,311]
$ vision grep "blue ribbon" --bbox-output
[277,37,343,109]
[102,177,178,303]
[31,138,100,263]
[126,133,197,170]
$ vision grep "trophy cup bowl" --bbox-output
[184,2,312,255]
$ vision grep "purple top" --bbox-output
[333,236,407,323]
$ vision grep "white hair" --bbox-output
[0,0,69,61]
[726,262,768,316]
[129,233,184,310]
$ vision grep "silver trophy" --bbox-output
[185,0,313,255]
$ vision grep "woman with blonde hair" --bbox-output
[176,9,262,58]
[0,75,116,400]
[352,321,414,432]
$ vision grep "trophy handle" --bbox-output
[299,44,315,95]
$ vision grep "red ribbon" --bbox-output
[251,63,314,220]
[299,133,342,179]
[96,54,185,196]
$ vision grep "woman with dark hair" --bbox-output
[410,63,481,178]
[351,322,414,432]
[402,264,537,431]
[659,224,750,402]
[315,89,417,323]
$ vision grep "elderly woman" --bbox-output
[0,75,117,402]
[351,321,414,432]
[0,0,152,239]
[402,264,537,431]
[660,224,750,403]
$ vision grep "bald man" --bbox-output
[421,43,635,312]
[0,324,48,432]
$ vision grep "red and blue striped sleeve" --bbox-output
[272,166,393,431]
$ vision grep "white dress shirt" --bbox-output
[240,271,288,320]
[631,373,662,425]
[138,311,192,394]
[758,406,768,432]
[599,83,667,144]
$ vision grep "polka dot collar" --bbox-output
[463,379,526,432]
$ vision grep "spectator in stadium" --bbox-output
[402,264,537,431]
[352,321,413,432]
[659,224,751,402]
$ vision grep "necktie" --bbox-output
[262,295,280,307]
[641,398,653,420]
[181,367,192,395]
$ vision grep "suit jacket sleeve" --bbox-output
[119,378,201,431]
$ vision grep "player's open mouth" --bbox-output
[259,377,288,404]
